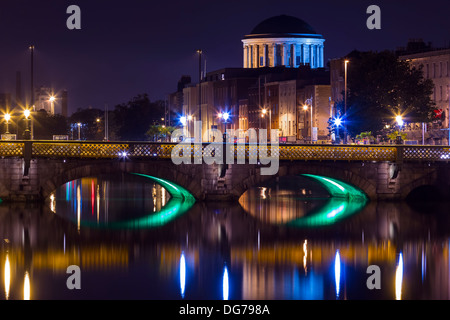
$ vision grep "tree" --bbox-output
[343,50,435,137]
[112,94,165,141]
[69,108,104,140]
[146,125,176,142]
[32,110,68,139]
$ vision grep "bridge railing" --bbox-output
[0,140,449,162]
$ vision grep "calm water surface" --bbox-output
[1,173,450,300]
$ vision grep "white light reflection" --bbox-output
[180,252,186,298]
[223,266,229,300]
[24,272,30,300]
[77,184,81,232]
[421,246,426,283]
[50,194,56,213]
[303,240,308,275]
[335,250,341,298]
[395,252,403,300]
[260,187,267,199]
[4,254,10,300]
[97,184,100,224]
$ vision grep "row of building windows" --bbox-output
[434,85,450,102]
[425,61,449,79]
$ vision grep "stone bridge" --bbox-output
[0,141,449,202]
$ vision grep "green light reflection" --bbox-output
[81,173,195,229]
[288,174,368,228]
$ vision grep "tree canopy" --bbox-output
[340,50,435,137]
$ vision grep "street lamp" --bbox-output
[24,109,31,140]
[334,117,342,144]
[395,115,404,144]
[4,113,11,134]
[303,98,313,143]
[49,96,56,114]
[344,59,349,144]
[197,49,202,138]
[77,122,81,140]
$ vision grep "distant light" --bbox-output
[24,109,30,118]
[77,122,81,127]
[222,112,230,121]
[180,116,187,125]
[303,105,308,111]
[334,117,342,126]
[119,151,128,157]
[218,112,223,119]
[49,96,56,102]
[396,115,404,127]
[96,118,100,122]
[4,113,11,122]
[187,115,193,121]
[262,109,267,114]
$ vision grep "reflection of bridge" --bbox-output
[0,140,450,201]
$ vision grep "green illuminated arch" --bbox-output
[81,173,195,229]
[288,174,368,228]
[301,174,367,200]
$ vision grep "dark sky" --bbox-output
[1,0,449,115]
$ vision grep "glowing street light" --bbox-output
[77,122,81,140]
[180,116,187,126]
[222,112,230,121]
[303,98,313,143]
[4,113,11,134]
[334,117,342,144]
[23,109,31,140]
[396,115,404,127]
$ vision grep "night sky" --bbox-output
[0,0,449,114]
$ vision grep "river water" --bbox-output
[1,173,450,300]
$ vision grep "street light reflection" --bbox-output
[4,254,10,300]
[223,265,229,300]
[180,252,186,298]
[395,252,403,300]
[335,250,341,298]
[24,272,30,300]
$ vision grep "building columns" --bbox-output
[273,44,277,67]
[291,44,296,67]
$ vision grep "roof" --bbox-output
[243,15,323,39]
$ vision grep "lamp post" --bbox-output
[77,123,81,140]
[303,98,313,143]
[24,109,31,140]
[29,45,34,109]
[395,115,404,144]
[344,59,349,144]
[196,49,202,140]
[334,117,342,144]
[4,113,11,134]
[49,96,55,114]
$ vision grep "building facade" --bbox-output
[398,43,450,130]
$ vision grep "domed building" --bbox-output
[242,15,325,69]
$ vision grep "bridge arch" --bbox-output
[230,162,377,200]
[39,160,204,201]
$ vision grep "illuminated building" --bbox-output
[242,15,325,69]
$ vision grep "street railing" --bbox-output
[0,140,449,163]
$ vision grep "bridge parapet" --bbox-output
[0,140,449,163]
